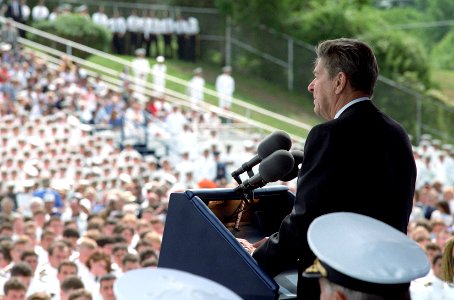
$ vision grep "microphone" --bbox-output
[231,131,292,178]
[280,149,304,181]
[234,149,294,193]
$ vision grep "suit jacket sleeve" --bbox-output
[253,124,333,276]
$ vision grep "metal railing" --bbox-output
[0,16,309,147]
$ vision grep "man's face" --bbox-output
[23,255,38,273]
[49,247,70,269]
[123,261,140,273]
[11,244,26,263]
[4,289,26,300]
[113,249,127,266]
[90,260,108,277]
[308,59,338,120]
[58,265,77,282]
[100,279,116,300]
[41,233,55,250]
[433,258,443,279]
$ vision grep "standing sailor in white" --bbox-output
[109,11,127,55]
[152,56,167,100]
[131,48,150,96]
[21,0,31,24]
[92,6,109,28]
[126,9,141,55]
[31,0,49,21]
[187,67,205,107]
[215,66,235,110]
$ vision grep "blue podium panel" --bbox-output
[158,186,294,300]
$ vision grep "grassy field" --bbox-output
[433,69,454,104]
[88,53,454,143]
[88,54,322,139]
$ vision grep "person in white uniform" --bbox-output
[411,254,454,300]
[187,67,204,107]
[215,66,235,110]
[304,212,430,300]
[31,0,49,22]
[92,6,109,28]
[126,9,142,55]
[131,48,150,96]
[109,11,126,55]
[151,56,166,99]
[21,0,30,24]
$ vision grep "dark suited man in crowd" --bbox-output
[241,38,417,299]
[5,0,25,37]
[5,0,23,23]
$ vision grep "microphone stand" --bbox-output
[232,171,255,236]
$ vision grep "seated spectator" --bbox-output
[98,274,116,300]
[27,291,51,300]
[425,242,442,269]
[121,253,140,273]
[411,253,454,299]
[30,241,70,296]
[3,277,27,300]
[67,288,92,300]
[140,257,158,268]
[411,226,432,249]
[431,200,453,226]
[21,251,38,276]
[0,261,32,296]
[60,275,84,300]
[84,251,111,292]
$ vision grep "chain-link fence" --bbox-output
[224,22,454,144]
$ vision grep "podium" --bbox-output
[158,185,296,299]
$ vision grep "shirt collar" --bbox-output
[334,97,370,119]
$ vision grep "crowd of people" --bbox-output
[409,136,454,298]
[0,37,258,299]
[1,5,454,299]
[100,7,200,62]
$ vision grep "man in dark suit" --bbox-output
[248,38,416,299]
[4,0,25,38]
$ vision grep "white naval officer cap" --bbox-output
[114,268,242,300]
[193,67,203,74]
[303,212,430,296]
[135,48,146,56]
[156,55,165,63]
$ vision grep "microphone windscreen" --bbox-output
[257,131,292,159]
[280,150,304,181]
[291,149,304,164]
[258,149,294,182]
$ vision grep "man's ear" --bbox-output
[334,72,347,95]
[334,290,348,300]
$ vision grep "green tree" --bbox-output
[431,29,454,70]
[215,0,298,30]
[362,30,432,89]
[426,0,454,43]
[28,14,111,59]
[287,3,384,45]
[375,7,435,50]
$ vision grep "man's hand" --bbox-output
[236,238,256,255]
[237,237,269,255]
